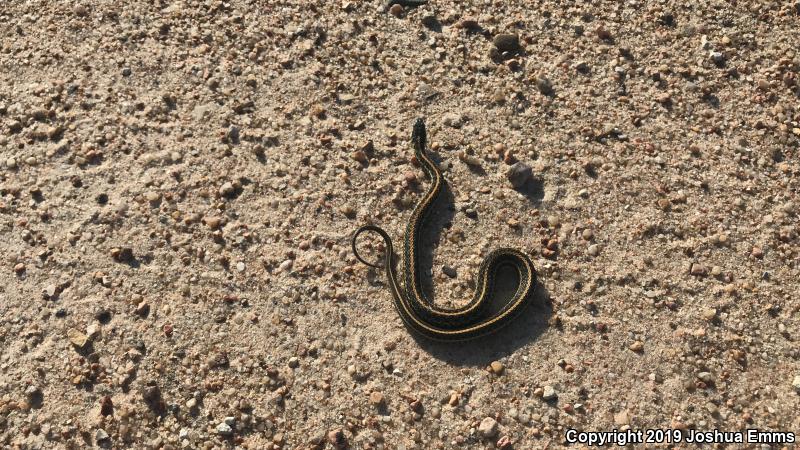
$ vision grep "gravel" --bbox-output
[216,422,233,437]
[478,417,499,438]
[542,385,558,401]
[506,162,533,188]
[1,0,797,448]
[493,34,521,53]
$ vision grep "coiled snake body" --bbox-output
[352,119,536,341]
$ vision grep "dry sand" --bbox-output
[1,0,799,448]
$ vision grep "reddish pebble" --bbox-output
[497,436,513,449]
[389,3,403,16]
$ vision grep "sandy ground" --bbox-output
[1,0,799,448]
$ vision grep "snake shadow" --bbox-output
[517,176,545,206]
[410,163,551,365]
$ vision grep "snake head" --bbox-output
[412,118,426,149]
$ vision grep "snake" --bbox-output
[351,118,537,341]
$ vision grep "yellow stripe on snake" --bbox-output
[352,118,536,341]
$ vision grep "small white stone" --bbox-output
[478,417,498,438]
[278,259,293,272]
[216,422,233,436]
[95,429,109,442]
[542,385,557,400]
[86,322,101,338]
[697,372,714,383]
[219,182,235,197]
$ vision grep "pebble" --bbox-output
[506,162,533,188]
[327,428,347,448]
[216,422,233,436]
[389,3,403,17]
[535,76,553,95]
[43,284,58,300]
[351,150,368,164]
[86,322,100,339]
[478,417,498,438]
[135,301,150,317]
[100,396,113,416]
[288,356,300,368]
[278,259,293,272]
[219,182,235,197]
[442,113,464,128]
[701,308,717,321]
[614,411,630,426]
[697,372,714,384]
[464,149,486,165]
[145,191,161,203]
[458,17,480,29]
[792,375,800,393]
[587,244,601,256]
[709,51,726,66]
[204,216,222,229]
[595,26,612,40]
[493,34,520,52]
[141,383,161,404]
[542,385,557,400]
[369,391,385,407]
[447,392,459,406]
[690,263,707,276]
[629,341,644,352]
[489,361,505,375]
[442,266,457,278]
[95,429,110,442]
[497,436,513,449]
[67,328,89,348]
[5,157,16,169]
[25,385,43,406]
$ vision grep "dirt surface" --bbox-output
[1,0,799,448]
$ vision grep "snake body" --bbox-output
[352,119,536,341]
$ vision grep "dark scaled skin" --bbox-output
[352,119,537,341]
